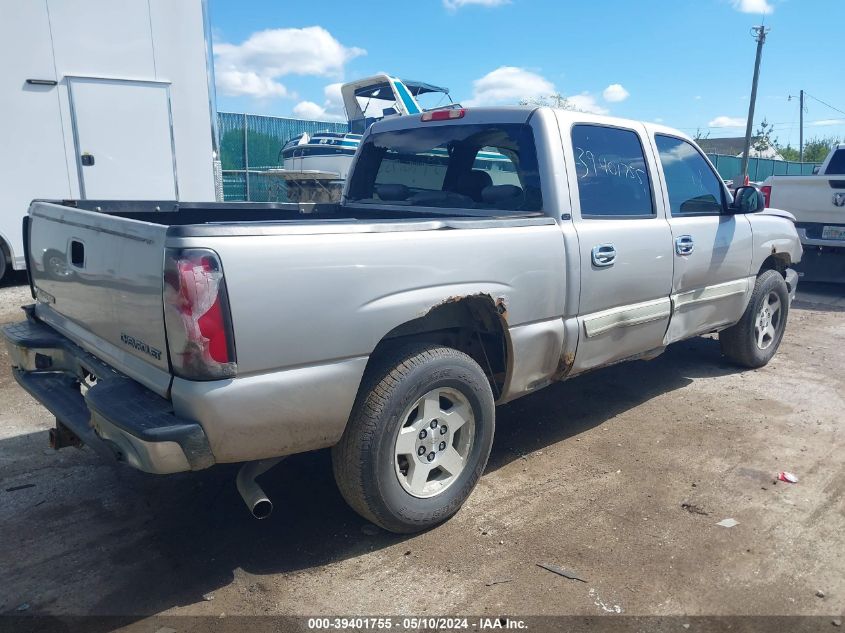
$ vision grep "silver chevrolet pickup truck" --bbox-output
[3,107,802,533]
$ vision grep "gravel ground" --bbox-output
[0,276,843,622]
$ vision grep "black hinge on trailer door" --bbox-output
[21,215,35,300]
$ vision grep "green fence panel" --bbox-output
[222,171,246,201]
[707,153,820,182]
[218,112,246,170]
[218,112,349,171]
[218,112,350,201]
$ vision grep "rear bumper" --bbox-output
[796,226,845,250]
[2,309,213,474]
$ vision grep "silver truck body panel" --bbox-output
[28,204,171,395]
[175,221,567,377]
[6,106,804,472]
[170,357,369,462]
[500,318,566,399]
[747,213,803,273]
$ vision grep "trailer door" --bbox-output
[68,78,177,199]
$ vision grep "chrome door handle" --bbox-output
[591,243,617,267]
[675,235,694,255]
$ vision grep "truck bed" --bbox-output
[26,199,555,401]
[61,199,543,227]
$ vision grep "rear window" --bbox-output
[826,149,845,175]
[346,123,543,213]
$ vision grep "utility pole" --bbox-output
[740,25,769,183]
[789,89,805,161]
[799,89,804,162]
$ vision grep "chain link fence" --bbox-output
[706,153,819,183]
[218,112,348,202]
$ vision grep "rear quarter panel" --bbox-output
[168,220,568,462]
[175,222,568,375]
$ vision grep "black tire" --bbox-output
[332,343,495,533]
[0,249,6,283]
[719,270,790,368]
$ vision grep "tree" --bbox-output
[694,128,710,142]
[752,118,777,154]
[803,136,841,163]
[776,135,842,163]
[519,93,575,110]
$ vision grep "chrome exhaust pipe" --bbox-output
[236,457,284,519]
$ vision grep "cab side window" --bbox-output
[571,125,654,218]
[655,135,725,215]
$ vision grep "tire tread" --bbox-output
[332,343,493,532]
[720,270,789,368]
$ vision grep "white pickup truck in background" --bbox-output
[762,145,845,281]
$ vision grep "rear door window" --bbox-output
[571,125,654,218]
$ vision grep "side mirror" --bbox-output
[729,186,765,214]
[812,165,820,175]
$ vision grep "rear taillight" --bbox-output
[163,248,236,380]
[761,185,772,208]
[421,108,465,122]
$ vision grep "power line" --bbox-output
[804,92,845,118]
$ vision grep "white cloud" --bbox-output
[694,95,702,100]
[443,0,509,10]
[292,82,347,121]
[292,101,344,121]
[465,66,555,106]
[709,115,746,127]
[214,26,365,98]
[811,119,845,127]
[567,93,609,115]
[464,66,610,115]
[215,70,291,99]
[602,83,629,103]
[654,117,664,123]
[324,82,344,109]
[730,0,774,14]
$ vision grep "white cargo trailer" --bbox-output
[0,0,220,280]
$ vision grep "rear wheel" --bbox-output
[719,270,789,368]
[0,249,6,282]
[332,343,495,533]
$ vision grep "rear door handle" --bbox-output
[675,235,694,255]
[591,243,616,267]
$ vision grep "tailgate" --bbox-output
[770,176,845,225]
[27,201,171,395]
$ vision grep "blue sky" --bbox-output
[209,0,844,147]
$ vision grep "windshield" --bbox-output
[346,123,543,214]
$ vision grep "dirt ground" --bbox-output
[1,269,843,621]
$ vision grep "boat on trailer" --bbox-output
[279,74,456,181]
[264,74,511,204]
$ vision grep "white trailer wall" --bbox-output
[0,0,218,273]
